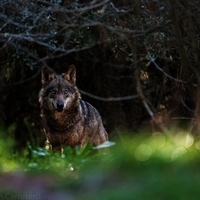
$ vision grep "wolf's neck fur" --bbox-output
[42,102,82,132]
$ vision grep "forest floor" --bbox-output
[0,130,200,200]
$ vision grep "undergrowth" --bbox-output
[0,128,200,199]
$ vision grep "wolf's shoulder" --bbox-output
[80,100,99,113]
[80,100,101,119]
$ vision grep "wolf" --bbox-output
[39,65,108,151]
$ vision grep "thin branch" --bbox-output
[36,0,110,14]
[147,53,187,84]
[134,67,155,117]
[180,98,194,113]
[78,88,138,102]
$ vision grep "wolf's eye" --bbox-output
[50,89,57,94]
[64,90,68,95]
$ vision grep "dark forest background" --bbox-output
[1,0,200,149]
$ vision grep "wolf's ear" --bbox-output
[41,67,56,86]
[63,65,76,85]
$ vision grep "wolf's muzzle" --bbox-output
[55,100,65,112]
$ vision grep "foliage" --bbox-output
[0,128,200,199]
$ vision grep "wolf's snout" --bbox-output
[56,100,64,111]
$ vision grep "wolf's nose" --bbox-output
[56,101,64,111]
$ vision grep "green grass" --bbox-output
[1,129,200,199]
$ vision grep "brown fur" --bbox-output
[39,65,108,151]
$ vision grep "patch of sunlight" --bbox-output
[61,153,65,158]
[159,144,175,162]
[1,160,19,172]
[171,147,187,161]
[174,132,194,148]
[32,148,49,156]
[134,144,152,161]
[93,141,116,149]
[28,162,38,169]
[195,140,200,150]
[149,132,166,149]
[185,134,194,148]
[68,163,74,171]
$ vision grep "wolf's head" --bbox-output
[39,65,81,112]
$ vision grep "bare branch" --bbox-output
[149,54,187,84]
[78,88,138,102]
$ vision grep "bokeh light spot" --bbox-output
[134,144,152,161]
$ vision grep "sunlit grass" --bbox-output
[1,128,200,199]
[122,131,199,163]
[0,129,20,172]
[0,130,200,172]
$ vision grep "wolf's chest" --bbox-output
[46,125,85,148]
